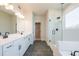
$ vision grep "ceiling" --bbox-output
[0,3,70,16]
[25,3,70,15]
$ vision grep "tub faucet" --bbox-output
[71,51,79,56]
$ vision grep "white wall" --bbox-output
[17,13,33,35]
[35,15,46,41]
[0,11,16,34]
[63,4,79,41]
[14,4,33,36]
[24,12,33,35]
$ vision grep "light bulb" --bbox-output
[5,5,14,10]
[15,12,24,19]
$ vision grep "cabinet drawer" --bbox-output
[3,42,13,49]
[3,41,20,56]
[3,42,14,56]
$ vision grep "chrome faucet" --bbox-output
[0,32,1,36]
[71,51,79,56]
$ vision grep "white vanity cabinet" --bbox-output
[28,35,32,45]
[19,37,26,56]
[3,42,19,56]
[0,46,2,56]
[2,34,32,56]
[13,37,27,56]
[29,34,34,45]
[13,39,22,56]
[24,35,31,50]
[30,34,34,45]
[23,37,29,53]
[19,36,32,56]
[3,37,27,56]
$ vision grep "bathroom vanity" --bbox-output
[0,45,2,56]
[0,33,33,56]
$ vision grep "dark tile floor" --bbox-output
[23,40,53,56]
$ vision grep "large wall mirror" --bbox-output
[0,6,17,35]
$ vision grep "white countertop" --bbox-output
[0,33,26,45]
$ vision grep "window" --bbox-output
[65,7,79,29]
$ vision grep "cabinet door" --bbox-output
[19,38,26,56]
[3,42,19,56]
[25,36,31,48]
[28,35,32,46]
[30,34,34,45]
[0,46,2,56]
[13,38,26,56]
[23,37,28,52]
[24,36,29,51]
[14,39,21,56]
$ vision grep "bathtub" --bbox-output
[57,41,79,56]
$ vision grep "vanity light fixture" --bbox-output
[0,3,24,19]
[15,11,24,19]
[0,3,8,6]
[20,14,24,19]
[5,4,14,11]
[0,3,14,11]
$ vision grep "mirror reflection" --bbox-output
[0,6,17,36]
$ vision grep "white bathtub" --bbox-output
[57,41,79,56]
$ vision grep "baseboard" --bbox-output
[34,38,46,41]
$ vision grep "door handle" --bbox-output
[6,45,12,48]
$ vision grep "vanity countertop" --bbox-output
[0,33,26,46]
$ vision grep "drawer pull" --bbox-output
[6,45,12,48]
[19,45,21,50]
[28,38,30,40]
